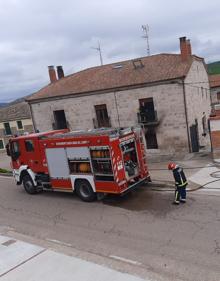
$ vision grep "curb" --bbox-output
[0,172,13,177]
[148,180,200,192]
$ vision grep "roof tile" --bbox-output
[209,74,220,88]
[28,54,193,102]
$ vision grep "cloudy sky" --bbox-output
[0,0,219,102]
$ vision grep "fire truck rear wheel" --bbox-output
[75,180,96,202]
[23,175,38,195]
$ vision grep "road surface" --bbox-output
[0,176,219,281]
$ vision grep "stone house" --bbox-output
[209,74,220,106]
[0,100,34,150]
[27,37,211,157]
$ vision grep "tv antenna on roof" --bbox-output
[91,41,103,66]
[142,25,151,56]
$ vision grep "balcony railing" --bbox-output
[93,116,111,129]
[137,110,159,126]
[4,129,12,136]
[52,120,69,130]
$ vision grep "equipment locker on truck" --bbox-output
[7,127,151,202]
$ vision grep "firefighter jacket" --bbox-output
[173,167,188,187]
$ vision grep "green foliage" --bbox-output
[207,61,220,74]
[0,168,11,173]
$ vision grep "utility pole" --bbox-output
[91,41,103,66]
[142,25,150,56]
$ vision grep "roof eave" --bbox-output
[27,76,186,104]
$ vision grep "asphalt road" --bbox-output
[0,176,220,281]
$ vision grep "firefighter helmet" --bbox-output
[168,162,176,170]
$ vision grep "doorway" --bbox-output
[145,127,158,149]
[190,120,199,152]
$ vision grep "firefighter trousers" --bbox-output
[174,185,187,203]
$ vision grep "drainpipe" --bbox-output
[182,79,191,152]
[114,91,121,127]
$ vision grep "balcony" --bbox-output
[93,116,111,129]
[52,120,69,130]
[4,129,12,136]
[137,110,159,126]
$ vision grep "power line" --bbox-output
[184,84,210,90]
[185,80,220,85]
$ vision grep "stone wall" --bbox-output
[31,82,189,156]
[184,59,211,150]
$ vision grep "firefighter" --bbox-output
[168,162,188,205]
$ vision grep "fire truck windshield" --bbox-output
[10,141,20,161]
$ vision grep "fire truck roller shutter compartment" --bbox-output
[45,148,69,179]
[66,147,90,159]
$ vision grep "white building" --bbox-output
[0,100,33,150]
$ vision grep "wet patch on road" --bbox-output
[103,186,175,216]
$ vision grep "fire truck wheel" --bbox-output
[23,175,38,195]
[75,180,97,202]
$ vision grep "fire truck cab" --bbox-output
[7,127,151,202]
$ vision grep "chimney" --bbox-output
[57,65,65,79]
[48,65,57,83]
[179,37,192,61]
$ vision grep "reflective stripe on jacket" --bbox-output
[173,167,188,187]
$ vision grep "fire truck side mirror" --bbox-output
[6,143,11,157]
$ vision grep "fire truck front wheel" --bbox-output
[75,179,97,202]
[23,175,38,195]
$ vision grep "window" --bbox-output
[139,98,157,123]
[4,122,12,135]
[53,110,68,129]
[217,92,220,101]
[94,104,110,127]
[0,139,4,150]
[17,120,23,130]
[132,59,144,69]
[25,140,34,152]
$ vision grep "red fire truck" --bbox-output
[7,127,151,202]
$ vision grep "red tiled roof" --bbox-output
[28,54,194,102]
[209,74,220,88]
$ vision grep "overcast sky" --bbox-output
[0,0,219,102]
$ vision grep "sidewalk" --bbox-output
[148,152,217,191]
[0,235,148,281]
[0,152,11,171]
[189,164,220,195]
